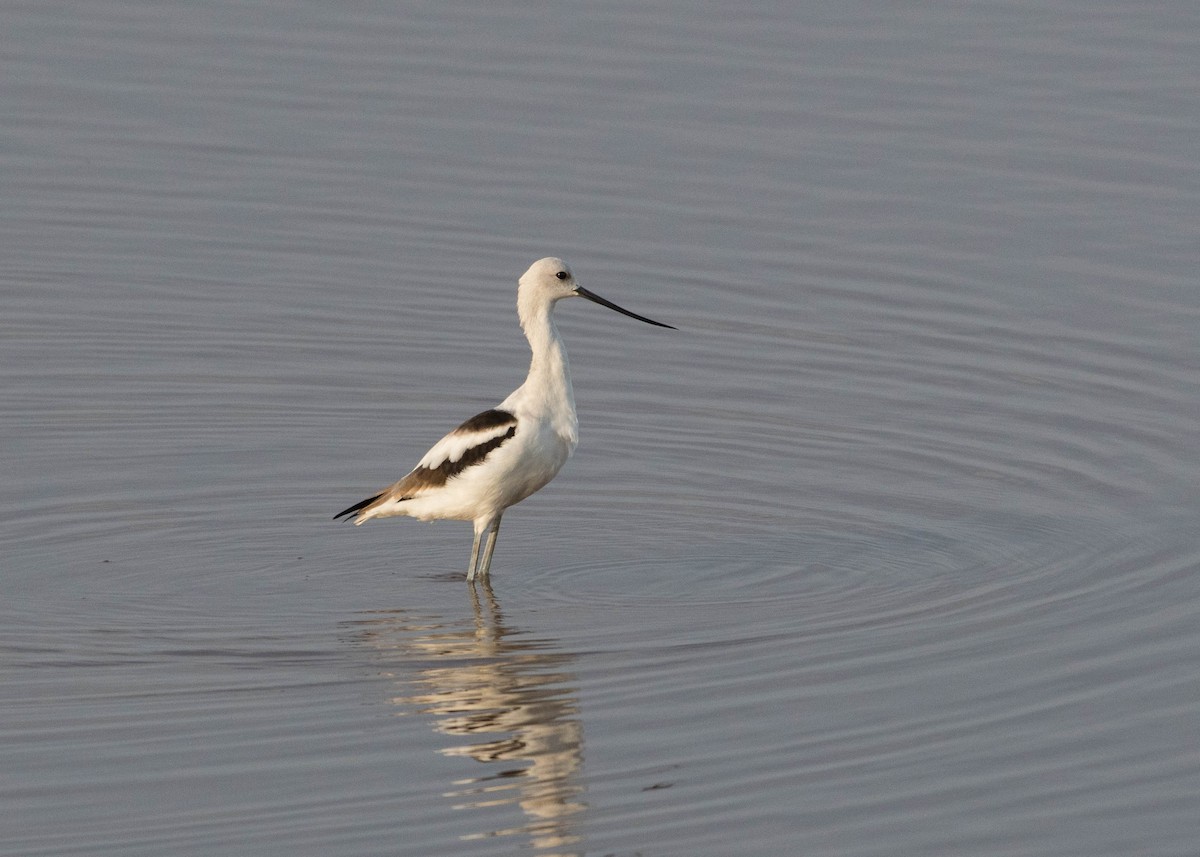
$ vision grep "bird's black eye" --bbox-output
[555,271,569,280]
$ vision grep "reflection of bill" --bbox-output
[351,581,585,855]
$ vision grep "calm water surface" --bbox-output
[3,1,1199,855]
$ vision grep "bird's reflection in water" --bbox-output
[350,580,585,855]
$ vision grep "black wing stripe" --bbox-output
[454,408,517,434]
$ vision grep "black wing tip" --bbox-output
[333,492,384,521]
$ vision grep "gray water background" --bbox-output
[3,2,1199,855]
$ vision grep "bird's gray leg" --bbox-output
[466,524,486,582]
[477,514,503,579]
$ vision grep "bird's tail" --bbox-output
[333,491,385,523]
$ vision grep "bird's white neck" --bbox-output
[515,299,579,443]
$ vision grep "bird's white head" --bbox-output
[517,256,676,330]
[516,257,578,331]
[520,256,578,300]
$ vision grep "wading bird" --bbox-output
[334,257,674,581]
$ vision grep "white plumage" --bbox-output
[335,257,674,581]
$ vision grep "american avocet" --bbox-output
[334,257,674,581]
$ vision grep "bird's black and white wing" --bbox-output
[333,408,518,521]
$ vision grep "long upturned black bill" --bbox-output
[575,286,676,329]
